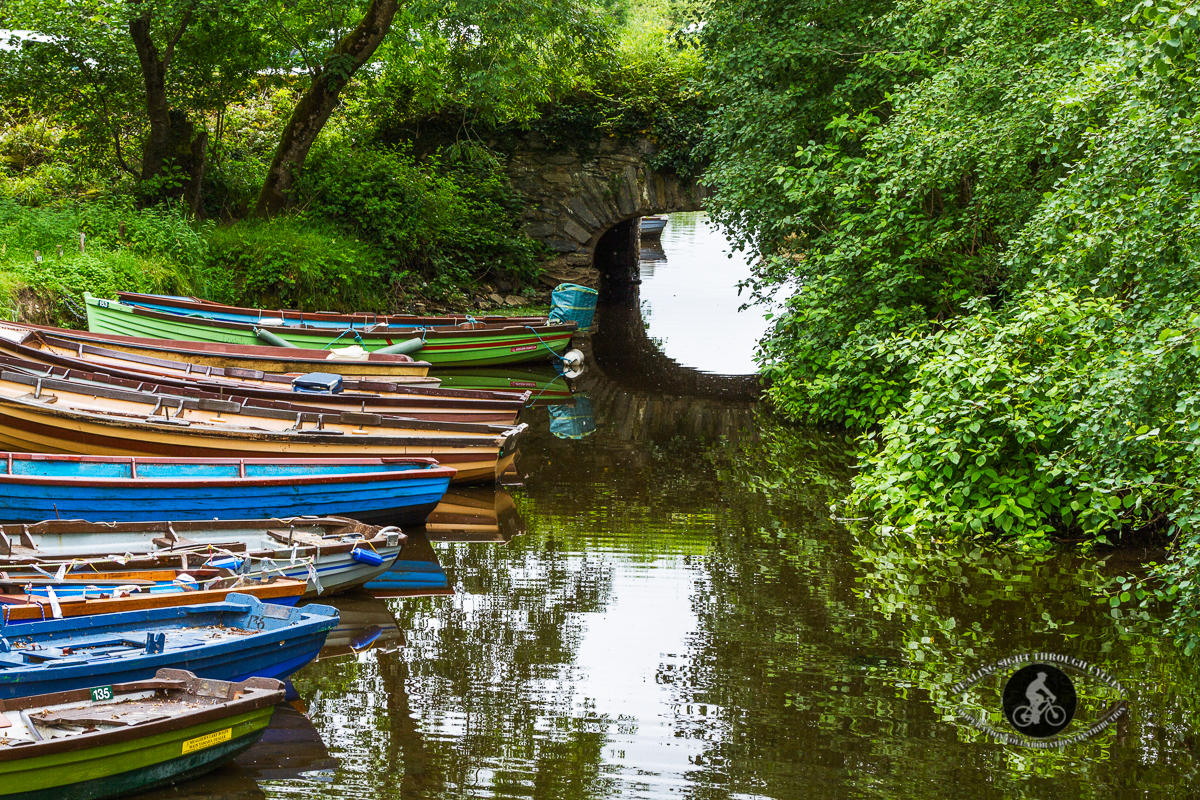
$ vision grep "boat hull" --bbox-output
[0,595,337,699]
[0,396,519,484]
[1,707,273,800]
[86,294,575,367]
[0,455,453,525]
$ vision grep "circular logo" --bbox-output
[1001,663,1076,738]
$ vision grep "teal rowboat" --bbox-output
[85,294,576,367]
[0,669,283,800]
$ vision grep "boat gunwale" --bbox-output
[115,291,549,328]
[0,670,283,762]
[92,295,578,339]
[0,453,457,489]
[0,580,308,623]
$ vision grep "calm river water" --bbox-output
[161,215,1200,800]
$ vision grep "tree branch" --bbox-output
[163,3,197,71]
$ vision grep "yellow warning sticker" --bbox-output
[181,727,232,754]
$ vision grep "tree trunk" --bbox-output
[129,12,170,181]
[255,0,399,217]
[129,9,206,215]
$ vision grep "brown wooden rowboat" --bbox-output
[0,371,525,483]
[0,360,518,438]
[0,321,434,378]
[0,329,527,425]
[0,575,307,623]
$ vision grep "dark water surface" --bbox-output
[166,218,1200,800]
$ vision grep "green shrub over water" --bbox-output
[702,0,1200,646]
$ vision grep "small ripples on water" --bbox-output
[179,213,1200,800]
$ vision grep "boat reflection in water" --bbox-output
[424,487,526,544]
[306,592,405,662]
[235,701,338,782]
[124,762,266,800]
[432,364,574,406]
[549,393,596,439]
[365,529,453,598]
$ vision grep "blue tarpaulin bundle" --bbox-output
[549,283,598,331]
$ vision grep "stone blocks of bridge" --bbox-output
[507,135,706,288]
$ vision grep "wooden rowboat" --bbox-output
[0,517,406,598]
[85,293,577,367]
[0,669,284,799]
[0,329,527,424]
[640,216,668,237]
[0,593,337,699]
[0,573,308,624]
[0,453,455,526]
[117,291,549,329]
[0,361,517,438]
[0,321,436,379]
[0,369,525,483]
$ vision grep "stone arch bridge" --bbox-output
[506,134,706,290]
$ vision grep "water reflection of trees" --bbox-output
[675,422,1200,799]
[287,523,617,799]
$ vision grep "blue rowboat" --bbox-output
[0,454,455,526]
[0,593,337,699]
[640,216,668,237]
[0,517,407,598]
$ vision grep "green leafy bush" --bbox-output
[297,143,541,296]
[203,216,389,313]
[0,198,201,322]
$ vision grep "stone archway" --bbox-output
[507,134,706,289]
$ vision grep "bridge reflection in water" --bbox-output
[552,286,765,448]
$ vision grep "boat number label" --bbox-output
[90,685,113,702]
[96,299,109,308]
[182,727,232,754]
[510,344,537,353]
[246,615,267,630]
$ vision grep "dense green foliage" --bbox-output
[0,0,702,310]
[0,198,202,319]
[297,142,542,295]
[204,216,388,311]
[702,0,1200,644]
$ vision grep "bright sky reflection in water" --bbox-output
[637,212,770,375]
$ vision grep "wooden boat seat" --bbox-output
[33,702,173,728]
[264,529,324,547]
[14,393,57,404]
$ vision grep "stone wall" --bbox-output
[506,133,706,288]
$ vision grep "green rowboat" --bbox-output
[85,293,576,368]
[0,669,282,800]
